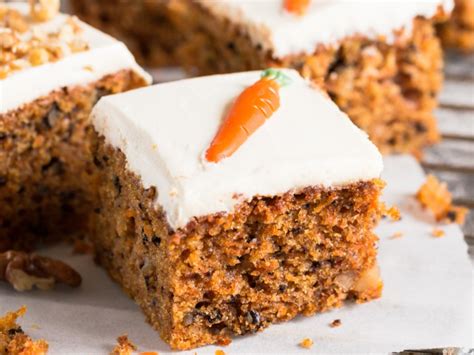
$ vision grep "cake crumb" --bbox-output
[139,352,158,355]
[384,205,401,221]
[215,350,226,355]
[330,319,342,328]
[0,306,49,355]
[72,238,94,254]
[299,338,314,349]
[432,228,445,238]
[111,334,137,355]
[389,232,403,240]
[416,175,468,225]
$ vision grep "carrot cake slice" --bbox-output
[438,0,474,52]
[91,69,385,350]
[0,2,151,251]
[71,0,452,155]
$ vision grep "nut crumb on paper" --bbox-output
[330,319,342,328]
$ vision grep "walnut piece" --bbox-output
[29,0,60,22]
[0,251,82,292]
[0,4,89,79]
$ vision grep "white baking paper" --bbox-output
[1,155,472,354]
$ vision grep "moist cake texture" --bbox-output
[91,70,385,349]
[438,0,474,52]
[71,0,451,156]
[0,3,150,251]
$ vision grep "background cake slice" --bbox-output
[438,0,474,52]
[91,70,385,350]
[71,0,452,156]
[0,2,151,251]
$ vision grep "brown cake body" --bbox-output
[92,137,384,350]
[71,0,447,155]
[0,4,149,251]
[0,70,146,251]
[438,0,474,52]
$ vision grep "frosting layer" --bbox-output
[92,70,383,230]
[199,0,453,58]
[0,3,151,114]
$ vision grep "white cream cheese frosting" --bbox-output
[92,70,383,230]
[0,3,151,115]
[198,0,453,58]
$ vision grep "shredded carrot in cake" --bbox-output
[416,175,468,225]
[284,0,311,15]
[299,337,314,349]
[205,69,291,163]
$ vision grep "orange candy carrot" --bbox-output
[284,0,311,16]
[205,69,291,163]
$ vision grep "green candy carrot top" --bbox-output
[205,69,292,163]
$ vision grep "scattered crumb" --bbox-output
[139,352,158,355]
[0,306,49,354]
[432,228,445,238]
[384,205,401,221]
[215,350,226,355]
[83,65,94,72]
[299,338,314,349]
[416,175,469,225]
[152,144,158,150]
[110,334,137,355]
[330,319,342,328]
[30,323,41,330]
[389,232,403,240]
[72,238,94,255]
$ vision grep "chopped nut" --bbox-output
[0,306,49,354]
[352,264,383,302]
[111,334,137,355]
[29,0,60,22]
[432,228,445,238]
[0,5,89,79]
[0,251,82,291]
[299,338,314,349]
[28,47,49,66]
[416,175,469,225]
[330,319,342,328]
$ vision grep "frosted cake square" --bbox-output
[0,2,150,250]
[72,0,452,155]
[91,69,385,349]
